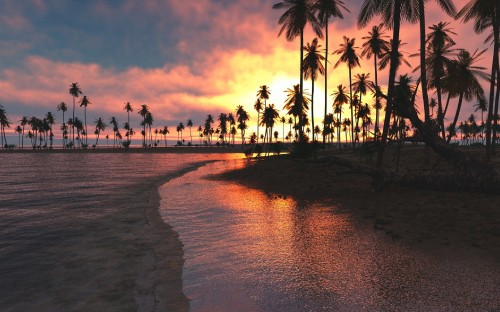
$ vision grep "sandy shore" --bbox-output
[218,146,500,259]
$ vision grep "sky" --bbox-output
[0,0,494,139]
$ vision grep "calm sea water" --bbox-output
[0,152,240,311]
[160,160,500,311]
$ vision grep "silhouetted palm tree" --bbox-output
[138,104,149,147]
[94,117,106,147]
[123,102,133,143]
[261,104,280,151]
[68,82,82,147]
[283,84,311,139]
[204,115,214,145]
[314,0,349,144]
[303,38,325,142]
[236,105,250,146]
[444,49,489,143]
[0,106,11,148]
[273,0,323,142]
[254,98,263,144]
[361,24,390,139]
[187,119,193,144]
[20,116,29,149]
[352,73,373,141]
[332,84,349,147]
[78,95,91,146]
[334,36,360,146]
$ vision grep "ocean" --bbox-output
[1,152,499,311]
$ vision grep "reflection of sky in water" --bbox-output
[161,160,500,311]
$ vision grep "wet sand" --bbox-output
[218,146,500,260]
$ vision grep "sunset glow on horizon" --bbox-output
[0,0,494,141]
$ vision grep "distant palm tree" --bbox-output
[0,105,11,148]
[261,104,280,152]
[78,95,91,146]
[20,116,29,149]
[109,117,119,147]
[254,98,263,144]
[314,0,350,144]
[187,119,193,144]
[283,84,311,139]
[352,73,373,141]
[204,115,214,145]
[303,37,326,142]
[444,49,489,143]
[123,102,133,143]
[178,122,185,142]
[474,98,488,124]
[138,104,149,147]
[332,84,350,147]
[334,36,360,147]
[94,117,106,147]
[145,112,153,146]
[14,125,22,148]
[281,116,286,141]
[56,102,68,147]
[68,82,82,148]
[273,0,323,142]
[236,105,250,146]
[45,112,55,149]
[361,24,390,140]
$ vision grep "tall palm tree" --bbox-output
[314,0,350,144]
[68,82,82,148]
[138,104,149,147]
[15,125,22,148]
[261,104,280,152]
[334,36,360,147]
[78,95,91,146]
[56,102,68,147]
[361,24,391,140]
[444,49,489,143]
[416,0,456,125]
[45,112,55,149]
[474,98,488,124]
[457,0,499,155]
[123,102,133,143]
[422,22,457,139]
[109,117,119,147]
[145,112,154,146]
[204,114,214,145]
[94,117,106,147]
[273,0,323,142]
[0,105,11,148]
[254,98,263,144]
[20,116,29,149]
[303,37,326,142]
[359,0,419,165]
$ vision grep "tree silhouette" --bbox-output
[68,82,82,148]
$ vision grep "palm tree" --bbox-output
[361,24,391,140]
[94,117,106,147]
[257,85,271,109]
[273,0,323,142]
[0,106,11,149]
[283,84,311,139]
[474,98,488,124]
[144,112,154,146]
[68,83,82,147]
[254,98,263,144]
[332,84,350,147]
[444,49,489,143]
[178,122,185,142]
[314,0,350,144]
[334,36,360,147]
[78,95,91,146]
[138,104,149,147]
[20,116,29,149]
[14,125,22,148]
[457,0,500,155]
[123,102,133,143]
[187,119,193,144]
[261,104,280,152]
[236,105,250,146]
[109,117,119,147]
[359,0,420,165]
[45,112,55,149]
[352,73,373,141]
[303,38,326,143]
[56,102,68,147]
[204,115,214,145]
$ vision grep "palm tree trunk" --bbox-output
[419,0,430,122]
[447,93,464,143]
[256,111,260,144]
[377,0,401,168]
[487,7,500,156]
[436,81,446,139]
[374,56,380,141]
[311,79,315,142]
[298,29,304,142]
[492,63,500,152]
[21,126,25,149]
[348,67,354,147]
[72,96,75,148]
[323,21,329,145]
[84,107,87,146]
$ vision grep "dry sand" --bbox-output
[219,145,500,259]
